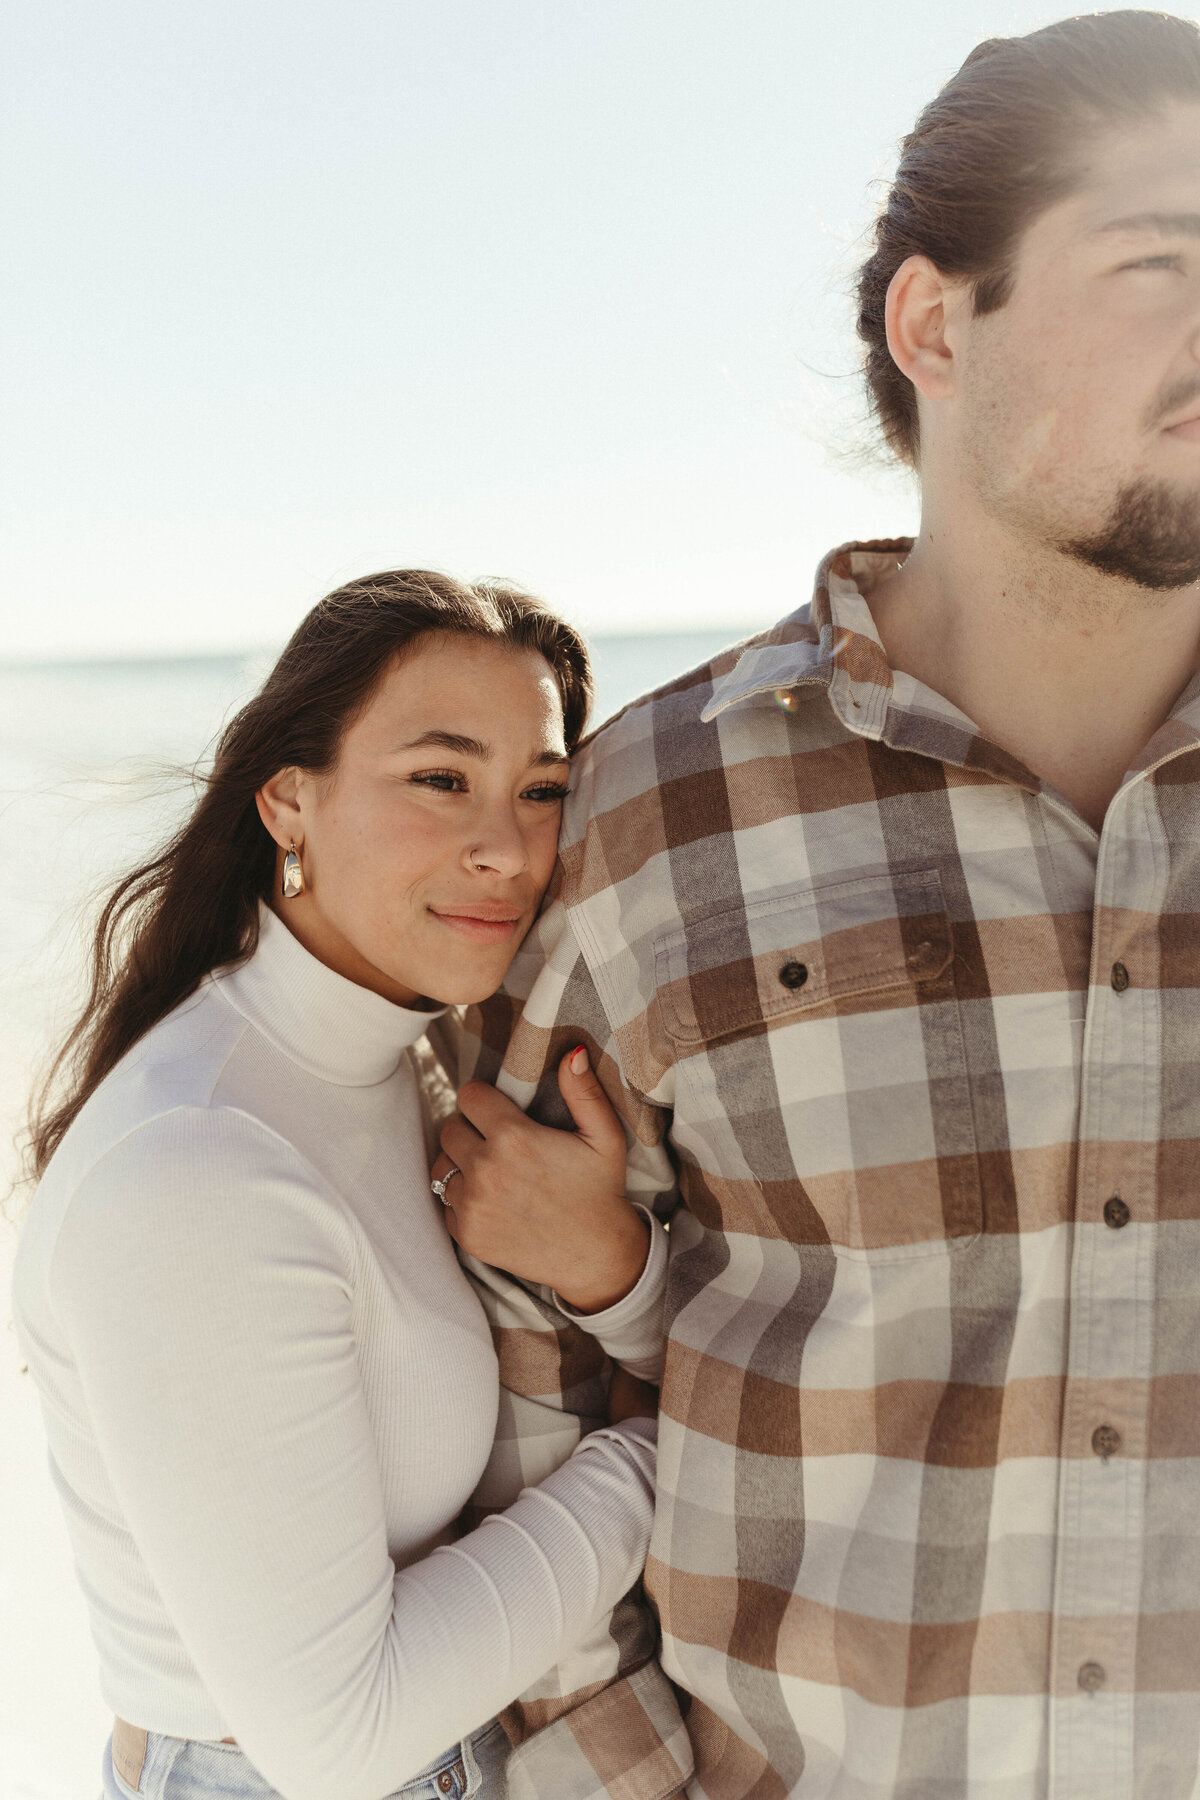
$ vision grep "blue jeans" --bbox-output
[100,1716,510,1800]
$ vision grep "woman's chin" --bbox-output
[420,976,515,1008]
[415,953,523,1010]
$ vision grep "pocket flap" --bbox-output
[654,869,953,1046]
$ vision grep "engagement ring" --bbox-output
[431,1167,462,1205]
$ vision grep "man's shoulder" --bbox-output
[584,632,753,749]
[564,606,820,844]
[550,605,829,998]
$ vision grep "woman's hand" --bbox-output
[431,1046,650,1313]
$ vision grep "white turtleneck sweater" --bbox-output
[11,906,664,1800]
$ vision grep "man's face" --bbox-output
[953,103,1200,591]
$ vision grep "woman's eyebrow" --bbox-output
[401,730,490,757]
[399,730,568,766]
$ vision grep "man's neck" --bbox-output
[866,503,1200,831]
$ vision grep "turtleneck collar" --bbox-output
[212,902,444,1087]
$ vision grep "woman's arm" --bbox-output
[51,1107,656,1800]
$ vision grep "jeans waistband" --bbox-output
[111,1713,499,1799]
[113,1718,238,1790]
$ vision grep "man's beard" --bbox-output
[1060,476,1200,591]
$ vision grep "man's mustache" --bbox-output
[1146,374,1200,431]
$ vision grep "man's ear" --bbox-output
[884,255,965,402]
[255,768,305,850]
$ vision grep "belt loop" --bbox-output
[112,1718,148,1792]
[456,1730,485,1798]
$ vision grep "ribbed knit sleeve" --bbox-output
[50,1106,656,1800]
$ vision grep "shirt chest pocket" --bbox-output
[653,869,982,1259]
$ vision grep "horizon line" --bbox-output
[0,625,757,674]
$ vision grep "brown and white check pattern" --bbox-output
[454,539,1200,1799]
[417,1024,694,1800]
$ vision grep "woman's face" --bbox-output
[257,633,572,1007]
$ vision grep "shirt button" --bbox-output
[1104,1195,1130,1229]
[1111,961,1130,992]
[1078,1660,1106,1694]
[779,960,808,990]
[1092,1423,1121,1461]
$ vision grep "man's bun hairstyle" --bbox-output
[856,10,1200,468]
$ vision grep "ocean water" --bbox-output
[0,629,745,1800]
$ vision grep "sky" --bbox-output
[0,0,1141,658]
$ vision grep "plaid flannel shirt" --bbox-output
[417,1024,694,1800]
[456,540,1200,1800]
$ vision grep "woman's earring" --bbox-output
[281,840,305,899]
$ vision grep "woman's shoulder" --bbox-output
[38,978,251,1190]
[12,1084,352,1362]
[39,1100,351,1319]
[30,983,351,1266]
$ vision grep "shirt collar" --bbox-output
[213,901,444,1086]
[701,539,910,732]
[704,538,1200,793]
[1130,670,1200,776]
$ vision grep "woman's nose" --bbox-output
[465,811,529,878]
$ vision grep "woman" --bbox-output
[11,571,667,1800]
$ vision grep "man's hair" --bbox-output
[856,10,1200,468]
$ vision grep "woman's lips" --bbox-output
[428,906,523,944]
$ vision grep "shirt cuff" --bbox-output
[602,1414,659,1449]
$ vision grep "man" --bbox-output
[447,12,1200,1796]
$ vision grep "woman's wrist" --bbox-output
[553,1203,651,1313]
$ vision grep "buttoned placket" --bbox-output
[1047,752,1181,1800]
[819,645,1176,1800]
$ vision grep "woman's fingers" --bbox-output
[438,1111,484,1167]
[430,1148,459,1188]
[556,1046,626,1161]
[455,1080,527,1137]
[430,1074,638,1307]
[454,1062,624,1169]
[428,1152,462,1239]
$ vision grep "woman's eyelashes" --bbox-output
[523,781,571,804]
[410,767,467,793]
[408,767,569,803]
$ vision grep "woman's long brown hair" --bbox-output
[27,570,592,1179]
